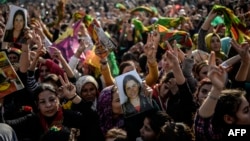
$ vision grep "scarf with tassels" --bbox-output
[39,107,64,132]
[130,6,158,17]
[132,19,192,48]
[212,5,250,43]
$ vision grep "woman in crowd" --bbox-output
[192,61,209,81]
[75,75,100,111]
[152,41,196,127]
[5,73,104,141]
[198,8,227,64]
[193,78,212,108]
[194,44,250,140]
[97,85,124,135]
[138,110,173,141]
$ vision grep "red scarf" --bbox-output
[39,107,64,132]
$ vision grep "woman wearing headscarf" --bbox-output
[198,8,227,64]
[74,75,99,111]
[97,85,124,135]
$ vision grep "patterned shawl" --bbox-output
[97,85,124,135]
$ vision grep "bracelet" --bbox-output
[208,93,219,100]
[68,94,77,101]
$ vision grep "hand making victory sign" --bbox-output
[207,51,227,90]
[58,73,81,104]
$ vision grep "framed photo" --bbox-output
[2,5,28,44]
[115,70,153,117]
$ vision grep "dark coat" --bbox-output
[122,94,153,117]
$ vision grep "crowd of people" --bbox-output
[0,0,250,141]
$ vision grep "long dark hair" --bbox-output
[212,89,246,127]
[145,110,173,135]
[33,83,57,102]
[12,9,26,29]
[122,74,141,96]
[194,78,212,104]
[158,122,195,141]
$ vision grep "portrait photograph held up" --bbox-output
[115,70,153,118]
[2,5,28,44]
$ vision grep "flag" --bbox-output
[52,20,82,62]
[155,16,186,29]
[130,6,157,17]
[212,5,250,43]
[159,29,193,49]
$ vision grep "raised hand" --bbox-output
[51,47,63,60]
[142,81,153,98]
[207,51,227,90]
[58,73,76,99]
[143,33,157,61]
[207,8,218,20]
[165,40,179,64]
[151,28,160,46]
[230,39,250,62]
[30,19,45,39]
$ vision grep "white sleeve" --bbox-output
[68,55,80,71]
[43,37,52,48]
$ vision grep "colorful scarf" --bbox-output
[130,6,158,17]
[212,5,250,43]
[39,107,64,132]
[205,33,227,60]
[132,20,192,49]
[97,86,124,135]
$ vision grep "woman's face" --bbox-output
[210,36,221,52]
[8,53,19,64]
[161,53,172,72]
[14,14,24,31]
[112,87,123,115]
[38,90,60,117]
[198,65,208,80]
[40,66,49,80]
[159,82,170,98]
[235,96,250,125]
[197,84,212,104]
[140,118,157,141]
[81,82,97,102]
[125,80,139,99]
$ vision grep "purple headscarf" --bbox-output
[97,85,124,135]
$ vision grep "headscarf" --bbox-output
[75,75,99,95]
[97,85,124,135]
[205,33,227,60]
[76,75,99,111]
